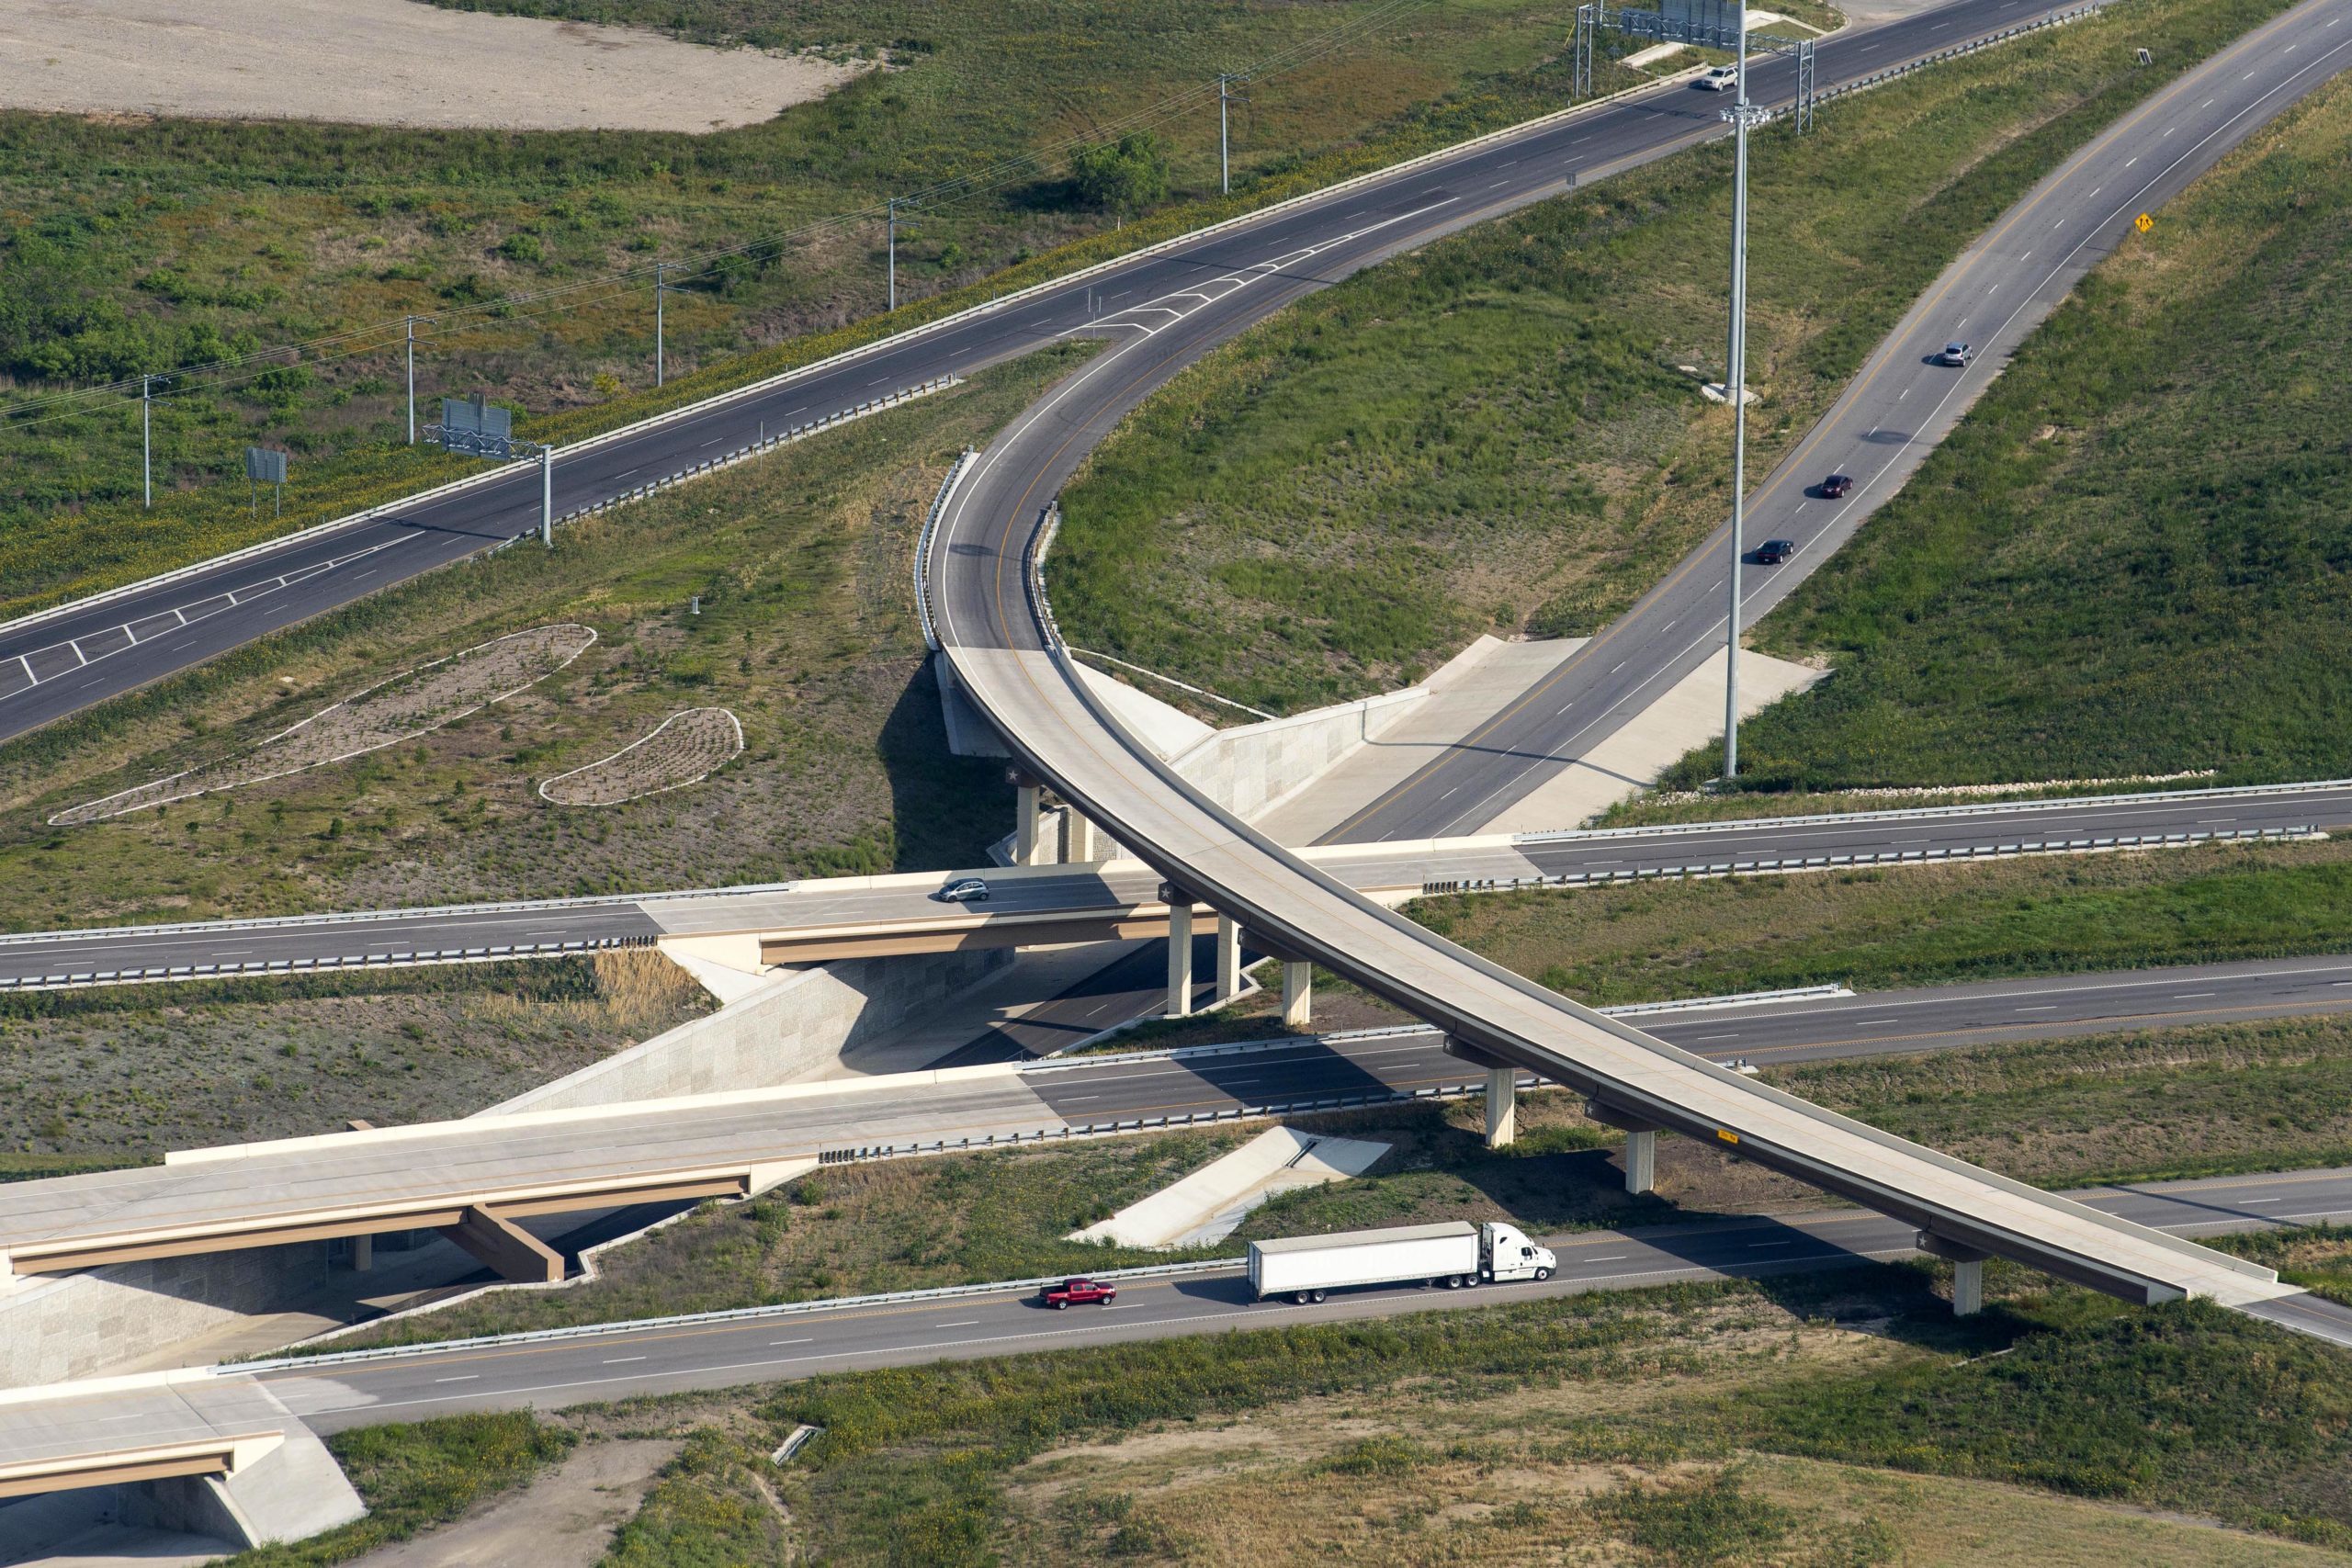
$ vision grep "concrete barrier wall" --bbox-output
[0,1242,331,1389]
[487,947,1013,1114]
[1170,685,1424,823]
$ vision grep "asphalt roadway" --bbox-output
[1326,0,2352,841]
[184,1168,2352,1434]
[3,779,2343,989]
[0,0,2150,747]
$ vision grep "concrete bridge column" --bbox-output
[1282,960,1314,1030]
[1214,914,1243,1002]
[1013,778,1044,865]
[1163,885,1194,1016]
[1067,810,1098,863]
[1584,1098,1665,1194]
[351,1234,372,1273]
[1485,1067,1518,1149]
[1917,1231,1993,1315]
[1441,1036,1523,1151]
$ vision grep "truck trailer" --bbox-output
[1247,1220,1557,1304]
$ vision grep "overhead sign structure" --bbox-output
[244,446,288,518]
[431,393,517,460]
[423,393,556,549]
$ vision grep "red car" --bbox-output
[1040,1277,1117,1309]
[1819,474,1853,498]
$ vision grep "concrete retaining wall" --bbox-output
[0,946,1008,1389]
[488,947,1012,1114]
[1170,685,1424,823]
[0,1242,331,1389]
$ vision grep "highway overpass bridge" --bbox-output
[0,784,2334,993]
[922,0,2352,1324]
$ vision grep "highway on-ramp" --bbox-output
[0,0,2151,746]
[925,0,2352,1325]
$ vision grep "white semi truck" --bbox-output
[1247,1220,1556,1304]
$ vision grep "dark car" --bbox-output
[935,877,990,904]
[1040,1277,1118,1309]
[1755,539,1797,565]
[1819,474,1853,499]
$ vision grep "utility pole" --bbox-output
[888,197,905,310]
[1217,73,1246,195]
[1721,2,1764,781]
[654,263,668,388]
[141,373,153,509]
[404,315,430,445]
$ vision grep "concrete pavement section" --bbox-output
[4,779,2344,993]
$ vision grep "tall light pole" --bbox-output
[1721,3,1764,782]
[654,263,669,388]
[141,373,153,509]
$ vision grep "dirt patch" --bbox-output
[539,706,743,807]
[52,624,594,825]
[348,1437,680,1568]
[0,0,871,133]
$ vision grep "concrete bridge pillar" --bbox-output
[1485,1067,1518,1149]
[1441,1036,1523,1151]
[1067,810,1099,863]
[1014,784,1043,864]
[1282,960,1314,1030]
[351,1234,372,1273]
[1163,886,1194,1016]
[1214,914,1243,1002]
[1917,1231,1994,1315]
[1583,1097,1666,1195]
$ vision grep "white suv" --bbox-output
[1695,65,1739,92]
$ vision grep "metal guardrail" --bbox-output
[0,933,659,993]
[232,1256,1247,1375]
[1428,825,2315,896]
[915,449,979,652]
[1510,779,2352,846]
[559,378,960,533]
[1806,1,2108,113]
[1024,502,1068,652]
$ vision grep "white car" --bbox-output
[1695,65,1739,92]
[1935,341,1973,367]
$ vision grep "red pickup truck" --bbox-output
[1039,1277,1117,1309]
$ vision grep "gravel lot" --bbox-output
[0,0,869,132]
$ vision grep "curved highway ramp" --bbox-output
[922,0,2352,1325]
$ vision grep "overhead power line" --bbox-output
[2,0,1434,427]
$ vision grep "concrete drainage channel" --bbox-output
[1424,823,2321,896]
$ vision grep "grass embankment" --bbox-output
[1663,67,2352,794]
[1410,837,2352,1004]
[0,356,1081,930]
[0,2,1662,621]
[1046,0,2294,715]
[232,1267,2352,1564]
[0,950,706,1165]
